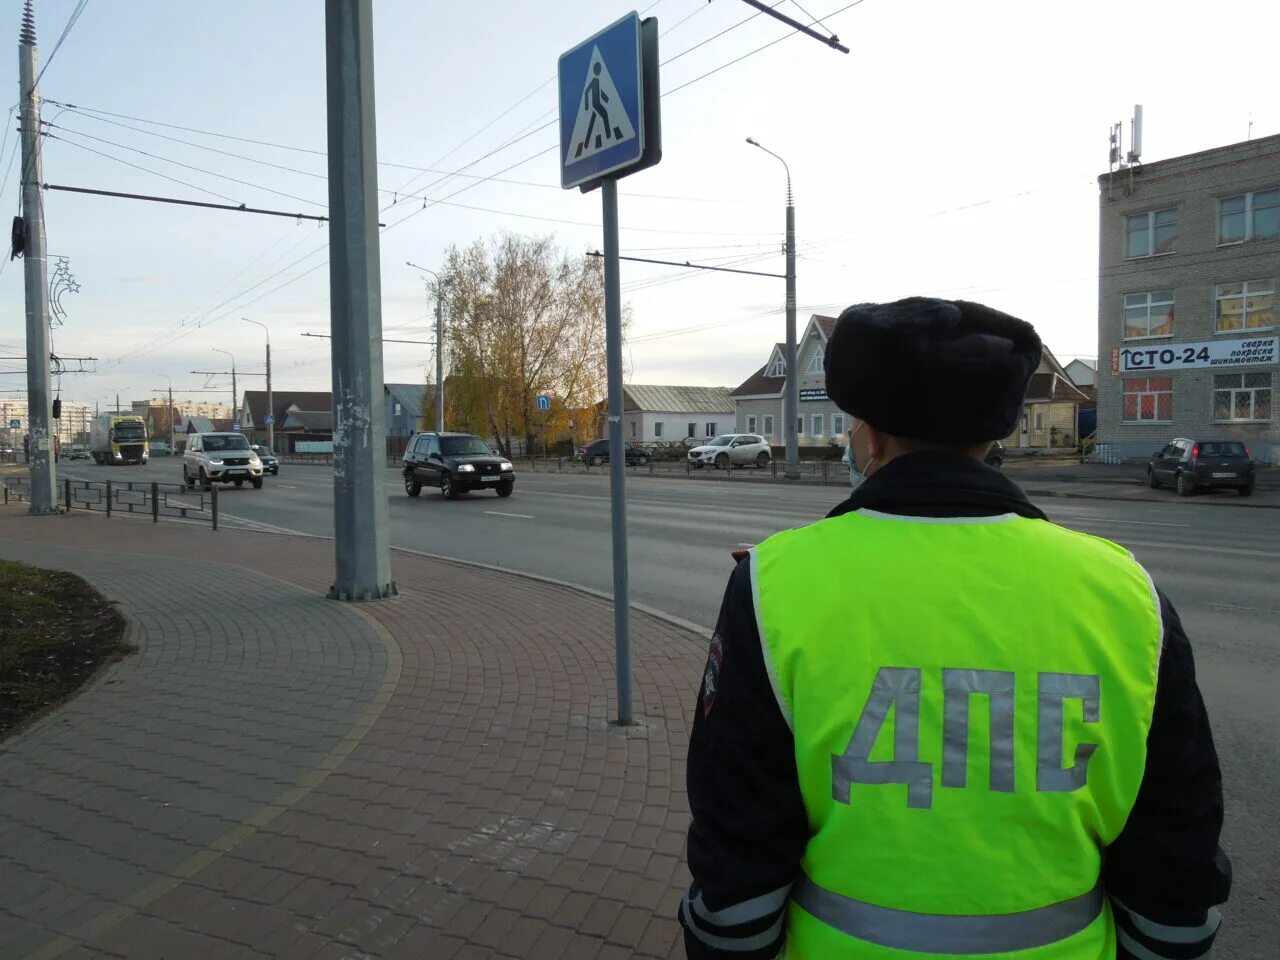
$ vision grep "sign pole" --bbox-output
[602,178,632,724]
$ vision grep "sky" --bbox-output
[1,0,1278,409]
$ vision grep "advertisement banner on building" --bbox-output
[1118,336,1278,373]
[799,388,828,401]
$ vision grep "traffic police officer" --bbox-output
[680,298,1230,959]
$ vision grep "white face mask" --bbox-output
[846,422,875,490]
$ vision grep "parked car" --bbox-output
[578,439,651,467]
[985,440,1006,469]
[183,432,264,490]
[403,431,515,499]
[251,445,280,475]
[1148,438,1255,497]
[687,434,771,470]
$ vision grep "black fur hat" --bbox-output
[824,297,1042,443]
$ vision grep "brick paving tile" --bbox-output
[0,509,700,959]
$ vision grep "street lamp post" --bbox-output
[747,137,799,480]
[155,374,176,455]
[243,318,273,452]
[406,261,446,432]
[213,348,237,429]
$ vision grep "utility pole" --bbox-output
[747,138,799,479]
[18,2,55,513]
[434,293,444,432]
[406,262,447,431]
[244,318,273,450]
[214,348,237,427]
[326,0,394,601]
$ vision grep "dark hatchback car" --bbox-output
[403,431,515,499]
[1148,438,1256,497]
[579,439,652,466]
[250,445,280,475]
[985,440,1006,469]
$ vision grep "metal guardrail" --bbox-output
[3,476,219,529]
[510,454,849,485]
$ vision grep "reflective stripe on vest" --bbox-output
[794,872,1104,955]
[753,509,1163,958]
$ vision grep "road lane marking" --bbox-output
[485,510,535,520]
[1206,601,1280,615]
[1054,516,1191,528]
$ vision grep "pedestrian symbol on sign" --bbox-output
[565,46,637,165]
[536,394,552,412]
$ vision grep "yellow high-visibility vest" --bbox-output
[752,508,1162,958]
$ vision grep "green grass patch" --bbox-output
[1,560,133,739]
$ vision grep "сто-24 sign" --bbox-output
[1119,336,1278,373]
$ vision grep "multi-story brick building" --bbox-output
[1096,135,1279,463]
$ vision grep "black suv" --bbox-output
[579,439,651,466]
[251,445,280,475]
[403,432,515,499]
[1148,438,1256,497]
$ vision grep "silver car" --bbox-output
[184,432,264,490]
[687,434,772,470]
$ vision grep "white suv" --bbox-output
[687,434,772,470]
[184,432,264,490]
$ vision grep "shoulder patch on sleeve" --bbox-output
[702,633,725,718]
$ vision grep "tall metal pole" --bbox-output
[785,195,798,479]
[19,4,55,513]
[326,0,393,602]
[435,293,444,432]
[406,263,447,432]
[214,348,237,428]
[747,138,799,478]
[602,178,632,724]
[168,383,175,453]
[244,318,273,450]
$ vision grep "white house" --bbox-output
[730,315,848,450]
[620,385,734,444]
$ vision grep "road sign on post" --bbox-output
[536,394,552,412]
[8,419,19,430]
[264,415,275,425]
[560,11,661,725]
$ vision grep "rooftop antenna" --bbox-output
[1127,105,1143,165]
[1107,121,1123,200]
[1126,104,1143,195]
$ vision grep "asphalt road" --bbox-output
[55,457,1280,954]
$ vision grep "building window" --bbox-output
[1125,207,1178,259]
[630,421,636,438]
[763,415,774,437]
[806,348,824,374]
[654,421,664,438]
[832,413,845,437]
[1215,279,1275,333]
[796,415,804,437]
[392,402,402,416]
[1218,189,1279,245]
[1213,373,1271,421]
[1123,290,1174,339]
[1034,411,1044,431]
[687,422,696,439]
[1122,376,1173,422]
[768,356,785,377]
[811,414,823,436]
[746,415,757,433]
[705,422,717,437]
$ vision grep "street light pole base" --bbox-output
[783,470,801,481]
[327,582,399,603]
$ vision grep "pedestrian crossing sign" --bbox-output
[559,12,656,190]
[564,46,638,166]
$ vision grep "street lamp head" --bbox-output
[746,137,758,145]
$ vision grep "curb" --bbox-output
[1022,488,1280,510]
[65,506,716,642]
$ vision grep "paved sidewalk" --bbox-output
[0,506,703,959]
